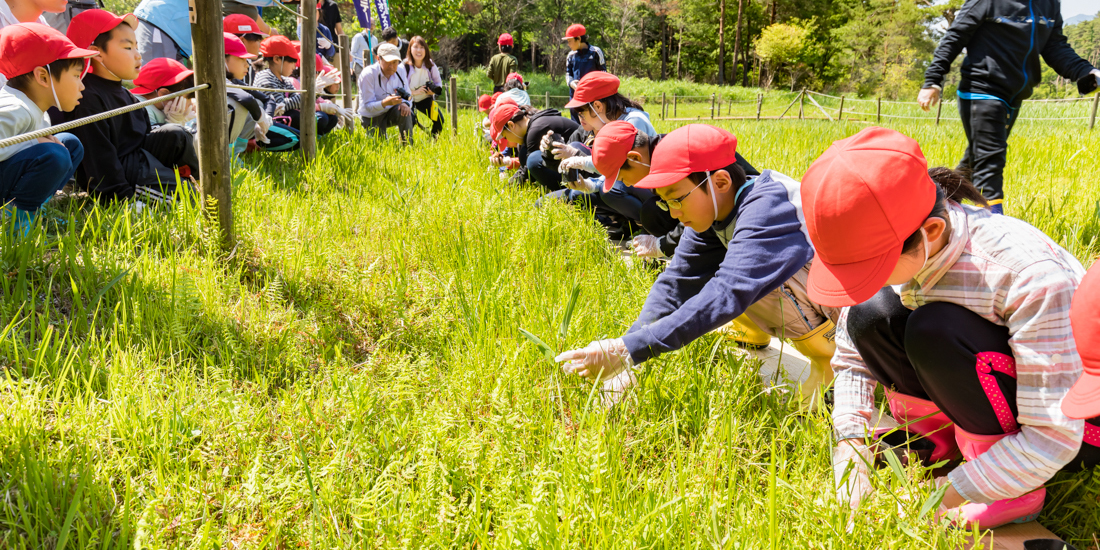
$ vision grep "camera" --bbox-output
[394,86,411,101]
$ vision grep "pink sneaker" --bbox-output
[945,428,1046,529]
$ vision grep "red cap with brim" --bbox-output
[565,71,620,109]
[636,124,738,190]
[478,94,493,112]
[591,121,639,192]
[562,23,586,40]
[489,99,519,140]
[1063,264,1100,419]
[223,14,268,37]
[224,32,256,60]
[259,35,299,59]
[498,33,513,46]
[800,127,937,308]
[0,23,98,79]
[67,9,137,49]
[129,57,193,95]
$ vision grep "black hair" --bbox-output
[578,34,589,44]
[163,75,196,97]
[242,33,264,42]
[503,77,525,91]
[381,27,398,42]
[686,164,748,196]
[619,132,651,171]
[509,104,538,124]
[570,92,644,121]
[899,167,988,253]
[91,26,122,51]
[500,44,513,54]
[5,57,84,92]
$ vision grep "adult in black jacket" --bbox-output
[918,0,1100,213]
[490,103,580,192]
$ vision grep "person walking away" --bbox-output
[917,0,1100,215]
[487,33,517,93]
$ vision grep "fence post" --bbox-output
[475,84,480,105]
[935,98,943,126]
[662,92,667,119]
[545,91,549,110]
[673,94,678,118]
[876,97,882,123]
[300,0,317,159]
[838,96,845,122]
[798,89,805,119]
[337,34,352,112]
[716,94,721,118]
[756,93,762,120]
[190,0,232,245]
[727,96,732,116]
[449,76,458,137]
[710,93,716,119]
[1090,93,1099,131]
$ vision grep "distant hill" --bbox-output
[1065,13,1096,26]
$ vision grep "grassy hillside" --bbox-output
[1,112,1098,548]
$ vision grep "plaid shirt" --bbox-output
[832,201,1087,504]
[253,69,302,115]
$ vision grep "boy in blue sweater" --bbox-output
[556,124,838,408]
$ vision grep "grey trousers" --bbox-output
[361,107,413,143]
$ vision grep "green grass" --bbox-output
[1,111,1098,548]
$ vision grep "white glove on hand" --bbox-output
[556,339,633,381]
[917,87,941,112]
[254,112,272,143]
[569,80,579,90]
[337,106,357,127]
[273,102,286,117]
[539,130,557,153]
[163,97,196,125]
[601,366,638,407]
[565,177,600,193]
[551,141,580,160]
[1092,68,1100,86]
[631,234,666,258]
[833,440,874,510]
[317,36,333,50]
[557,155,589,174]
[319,102,339,115]
[315,70,341,93]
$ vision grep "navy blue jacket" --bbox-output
[621,170,815,364]
[565,45,607,93]
[923,0,1097,105]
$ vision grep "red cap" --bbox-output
[130,57,193,95]
[592,121,640,192]
[497,33,513,46]
[0,23,98,79]
[800,127,937,308]
[636,124,738,190]
[67,9,137,49]
[298,53,332,71]
[489,100,519,140]
[259,35,298,59]
[491,91,502,104]
[506,72,524,84]
[477,94,493,112]
[223,32,255,60]
[565,71,620,109]
[1063,264,1100,419]
[224,14,268,37]
[562,24,586,39]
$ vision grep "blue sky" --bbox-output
[1062,0,1098,19]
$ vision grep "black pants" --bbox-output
[120,124,198,197]
[957,98,1019,204]
[286,109,339,137]
[412,97,444,137]
[847,289,1100,471]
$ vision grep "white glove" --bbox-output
[273,102,286,117]
[565,177,600,193]
[631,234,666,258]
[319,102,339,115]
[557,155,589,174]
[601,366,638,407]
[163,97,196,125]
[539,130,557,153]
[317,36,333,50]
[569,80,579,90]
[1092,68,1100,86]
[337,106,357,127]
[833,440,874,510]
[556,338,633,381]
[254,112,272,143]
[315,70,341,93]
[551,141,580,160]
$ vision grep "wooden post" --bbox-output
[1090,93,1099,130]
[475,84,480,105]
[662,92,667,119]
[935,98,943,126]
[876,97,882,123]
[727,97,732,116]
[756,93,762,120]
[190,0,232,245]
[300,0,318,159]
[798,89,804,119]
[449,76,458,137]
[710,93,716,119]
[544,91,549,110]
[337,34,352,112]
[673,94,678,118]
[838,96,845,122]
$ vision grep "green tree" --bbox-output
[756,21,813,90]
[832,0,934,98]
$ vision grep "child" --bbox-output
[487,33,517,93]
[497,72,531,106]
[60,9,198,206]
[129,57,196,130]
[555,124,839,409]
[404,35,444,137]
[254,35,338,139]
[223,13,267,83]
[918,0,1100,214]
[805,127,1100,528]
[222,32,280,154]
[489,101,579,192]
[562,24,605,121]
[0,23,94,232]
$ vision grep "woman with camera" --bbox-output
[404,36,444,137]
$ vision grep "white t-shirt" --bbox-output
[408,66,432,102]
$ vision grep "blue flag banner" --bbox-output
[373,0,392,29]
[354,0,372,29]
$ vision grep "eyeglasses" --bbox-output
[656,176,708,211]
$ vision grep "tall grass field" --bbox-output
[1,108,1098,548]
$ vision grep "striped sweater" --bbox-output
[252,69,302,116]
[832,201,1087,504]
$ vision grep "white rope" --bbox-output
[0,84,209,149]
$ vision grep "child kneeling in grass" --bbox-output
[489,101,578,192]
[0,23,95,233]
[807,127,1100,529]
[556,124,839,410]
[60,9,198,207]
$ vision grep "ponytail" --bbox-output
[900,167,988,253]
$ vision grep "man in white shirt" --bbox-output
[357,42,413,144]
